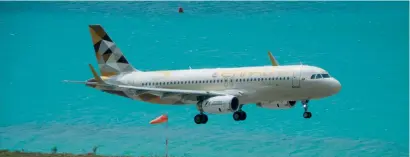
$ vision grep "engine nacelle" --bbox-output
[199,95,240,114]
[256,100,297,109]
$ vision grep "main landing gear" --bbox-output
[233,104,247,121]
[194,113,208,124]
[194,100,209,124]
[302,100,312,119]
[194,102,247,124]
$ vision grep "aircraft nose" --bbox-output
[332,79,341,93]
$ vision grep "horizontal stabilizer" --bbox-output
[62,80,99,85]
[62,80,88,84]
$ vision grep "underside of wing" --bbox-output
[116,85,242,98]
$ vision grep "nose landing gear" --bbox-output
[302,100,312,119]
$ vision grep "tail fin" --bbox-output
[89,24,140,77]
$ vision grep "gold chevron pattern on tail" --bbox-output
[89,24,137,77]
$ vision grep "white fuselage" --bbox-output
[102,64,341,105]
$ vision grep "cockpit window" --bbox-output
[311,73,332,79]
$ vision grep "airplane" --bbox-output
[64,24,342,125]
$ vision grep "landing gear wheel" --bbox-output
[303,112,312,119]
[201,114,208,124]
[233,112,241,121]
[194,114,202,124]
[239,111,247,121]
[301,100,312,119]
[194,114,208,124]
[233,111,247,121]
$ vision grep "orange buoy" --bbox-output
[149,114,168,124]
[178,7,184,13]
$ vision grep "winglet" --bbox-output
[88,64,105,83]
[268,51,279,66]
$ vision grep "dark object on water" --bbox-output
[92,145,99,154]
[178,7,184,13]
[51,146,57,154]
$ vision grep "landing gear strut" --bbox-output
[302,100,312,119]
[233,104,247,121]
[194,100,208,124]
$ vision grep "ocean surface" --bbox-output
[0,1,409,157]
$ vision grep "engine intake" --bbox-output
[199,95,239,114]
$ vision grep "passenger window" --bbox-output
[287,77,289,80]
[316,74,322,79]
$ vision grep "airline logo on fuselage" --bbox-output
[211,69,275,78]
[212,72,218,78]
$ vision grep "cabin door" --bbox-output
[292,65,301,88]
[223,77,234,88]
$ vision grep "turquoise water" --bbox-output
[1,1,409,157]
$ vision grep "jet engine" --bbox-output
[256,100,297,109]
[199,95,240,114]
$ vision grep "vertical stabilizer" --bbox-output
[89,24,140,77]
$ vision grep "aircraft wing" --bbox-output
[116,84,234,97]
[64,64,245,101]
[64,80,244,98]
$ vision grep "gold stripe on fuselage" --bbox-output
[152,67,276,79]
